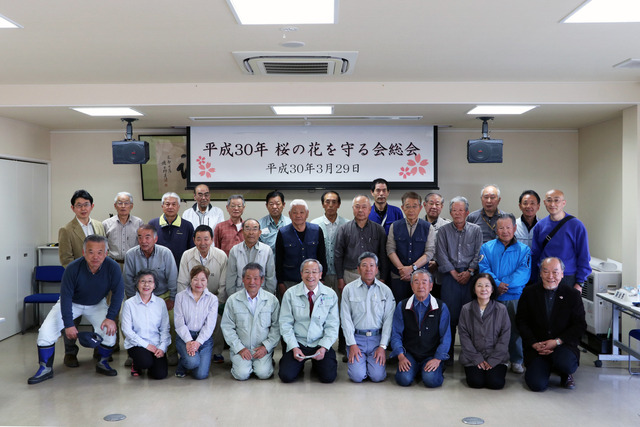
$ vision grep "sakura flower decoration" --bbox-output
[197,157,215,178]
[406,154,429,176]
[398,154,429,179]
[399,166,411,179]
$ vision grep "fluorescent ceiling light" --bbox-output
[71,107,143,117]
[272,106,333,115]
[227,0,336,25]
[0,14,22,28]
[562,0,640,23]
[467,105,538,115]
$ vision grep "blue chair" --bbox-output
[22,265,64,334]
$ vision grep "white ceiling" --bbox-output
[0,0,638,131]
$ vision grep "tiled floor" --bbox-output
[2,331,640,426]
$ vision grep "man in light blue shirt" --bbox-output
[278,259,339,383]
[258,190,291,253]
[341,252,395,383]
[221,263,280,380]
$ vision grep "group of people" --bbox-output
[27,180,588,393]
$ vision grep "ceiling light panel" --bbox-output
[467,106,538,115]
[72,107,143,117]
[227,0,337,25]
[0,14,21,28]
[272,106,333,115]
[563,0,640,23]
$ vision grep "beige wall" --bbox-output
[0,117,50,161]
[578,117,623,262]
[621,107,640,285]
[49,128,579,241]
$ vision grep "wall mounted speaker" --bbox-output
[467,139,503,163]
[112,140,149,164]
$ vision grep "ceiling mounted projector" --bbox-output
[112,118,149,164]
[467,116,503,163]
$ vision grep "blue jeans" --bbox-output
[176,331,213,380]
[347,334,387,383]
[395,352,444,388]
[499,299,523,364]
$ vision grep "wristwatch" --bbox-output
[412,264,417,271]
[379,344,388,350]
[555,338,562,346]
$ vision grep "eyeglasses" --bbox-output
[115,201,131,207]
[229,204,244,209]
[426,201,442,207]
[74,202,91,209]
[302,270,321,275]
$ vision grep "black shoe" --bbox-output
[561,374,575,389]
[64,354,79,368]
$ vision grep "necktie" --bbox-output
[308,291,314,315]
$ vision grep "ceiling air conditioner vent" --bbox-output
[233,51,358,76]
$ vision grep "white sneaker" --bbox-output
[511,363,524,374]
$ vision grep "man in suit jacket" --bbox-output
[59,189,105,268]
[516,257,586,392]
[58,189,106,367]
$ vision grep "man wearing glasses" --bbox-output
[278,259,339,383]
[423,192,451,298]
[466,184,505,243]
[102,192,144,268]
[182,184,224,229]
[58,189,106,368]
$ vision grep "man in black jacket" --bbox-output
[516,257,586,391]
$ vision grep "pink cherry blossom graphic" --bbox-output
[406,154,429,175]
[397,154,429,179]
[198,161,215,178]
[399,166,411,179]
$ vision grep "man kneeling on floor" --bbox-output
[28,235,124,384]
[390,269,451,388]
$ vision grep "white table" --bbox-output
[596,292,640,366]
